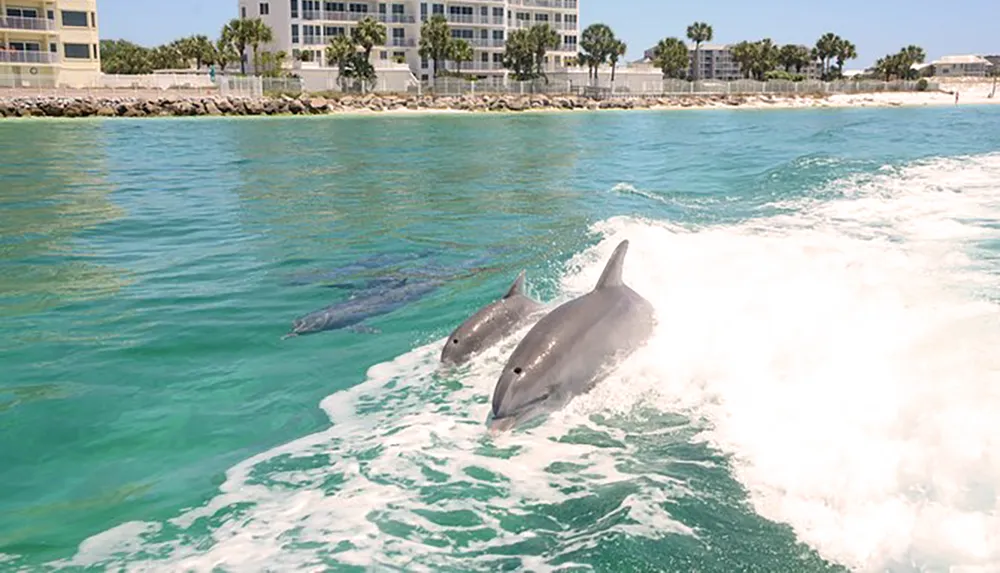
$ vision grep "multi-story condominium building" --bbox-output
[238,0,580,81]
[1,0,100,87]
[642,42,822,81]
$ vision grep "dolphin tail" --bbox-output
[594,240,630,291]
[503,270,527,299]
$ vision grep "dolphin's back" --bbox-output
[491,285,652,419]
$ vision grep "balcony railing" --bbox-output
[509,0,578,8]
[445,14,504,26]
[301,10,416,24]
[389,38,415,47]
[0,15,56,31]
[466,38,505,48]
[0,50,58,64]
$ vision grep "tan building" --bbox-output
[1,0,101,88]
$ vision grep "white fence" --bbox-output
[417,77,939,97]
[0,71,940,100]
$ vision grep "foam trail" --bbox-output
[562,152,1000,572]
[56,152,1000,573]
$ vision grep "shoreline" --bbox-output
[0,87,997,120]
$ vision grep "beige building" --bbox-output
[928,55,993,78]
[239,0,579,83]
[1,0,100,88]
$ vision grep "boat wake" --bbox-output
[55,152,1000,572]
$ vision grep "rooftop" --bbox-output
[931,54,993,65]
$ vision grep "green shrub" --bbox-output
[916,78,929,91]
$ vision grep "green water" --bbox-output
[3,107,1000,572]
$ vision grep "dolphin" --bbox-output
[487,240,655,432]
[440,271,545,366]
[283,278,442,339]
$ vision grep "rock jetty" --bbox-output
[0,92,822,119]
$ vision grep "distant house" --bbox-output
[928,55,994,77]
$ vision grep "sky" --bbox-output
[98,0,997,69]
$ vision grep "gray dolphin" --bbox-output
[488,240,655,432]
[283,278,442,339]
[440,271,545,366]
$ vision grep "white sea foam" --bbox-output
[57,152,1000,572]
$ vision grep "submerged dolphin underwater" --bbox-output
[440,271,545,366]
[488,240,655,432]
[283,278,443,339]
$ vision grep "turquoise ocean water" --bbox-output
[2,107,1000,572]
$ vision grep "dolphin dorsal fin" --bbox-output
[594,240,629,291]
[503,271,526,299]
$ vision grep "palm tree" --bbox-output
[730,41,757,79]
[352,17,387,63]
[418,14,451,79]
[652,37,689,79]
[751,38,779,81]
[451,38,473,74]
[221,18,253,74]
[988,67,998,98]
[834,39,857,78]
[778,44,811,74]
[326,34,356,89]
[580,23,614,83]
[528,23,560,82]
[209,37,238,73]
[502,28,535,81]
[813,32,840,79]
[608,39,626,85]
[686,22,713,81]
[245,18,274,75]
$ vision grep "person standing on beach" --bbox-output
[955,91,960,105]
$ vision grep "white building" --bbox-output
[928,55,993,78]
[237,0,580,83]
[641,42,822,81]
[1,0,101,88]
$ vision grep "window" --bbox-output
[492,30,503,40]
[324,26,344,36]
[61,10,89,27]
[379,3,386,14]
[49,43,56,53]
[259,2,269,15]
[492,7,503,17]
[421,56,428,68]
[432,4,443,15]
[325,2,344,11]
[6,7,38,17]
[420,3,427,20]
[516,12,529,21]
[392,4,404,15]
[448,6,472,15]
[534,13,549,22]
[291,24,299,43]
[392,28,404,38]
[241,6,247,18]
[565,15,577,26]
[64,43,91,59]
[348,3,368,12]
[450,29,473,39]
[291,0,298,18]
[90,12,96,27]
[480,52,487,62]
[379,50,387,60]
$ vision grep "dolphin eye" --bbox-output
[452,339,459,344]
[513,367,523,375]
